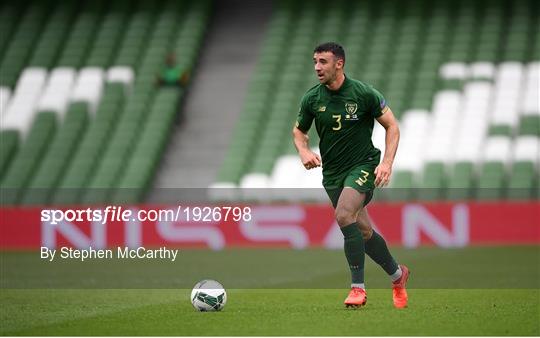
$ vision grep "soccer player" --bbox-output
[292,42,410,309]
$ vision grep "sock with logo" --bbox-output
[340,222,365,285]
[365,230,399,276]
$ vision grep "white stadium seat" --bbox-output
[492,63,523,127]
[439,62,467,79]
[453,120,487,162]
[426,92,461,163]
[241,173,270,188]
[469,62,495,79]
[270,155,305,201]
[207,182,239,201]
[372,122,385,154]
[513,136,540,165]
[395,110,430,171]
[70,67,105,115]
[462,81,492,118]
[36,67,76,118]
[269,153,322,201]
[0,86,11,116]
[432,90,461,116]
[240,173,271,201]
[491,107,520,127]
[1,68,48,137]
[107,66,135,90]
[521,62,540,115]
[483,136,512,163]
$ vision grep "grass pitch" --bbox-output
[1,247,539,336]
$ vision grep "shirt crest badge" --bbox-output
[345,103,358,114]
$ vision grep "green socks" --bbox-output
[340,222,365,285]
[365,230,399,275]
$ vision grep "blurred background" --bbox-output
[0,0,538,271]
[0,0,538,205]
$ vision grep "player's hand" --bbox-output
[299,150,321,170]
[374,161,392,187]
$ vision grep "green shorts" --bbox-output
[323,163,377,209]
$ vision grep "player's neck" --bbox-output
[325,73,346,91]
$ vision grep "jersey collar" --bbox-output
[324,74,350,95]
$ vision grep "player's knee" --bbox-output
[335,208,356,227]
[361,227,373,240]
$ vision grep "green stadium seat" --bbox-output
[507,162,537,200]
[446,162,475,201]
[1,112,56,204]
[476,162,506,200]
[418,162,446,200]
[519,115,540,136]
[386,170,415,201]
[489,125,513,136]
[21,103,89,205]
[0,130,19,180]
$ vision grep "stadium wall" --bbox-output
[1,202,538,249]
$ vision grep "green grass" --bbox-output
[1,247,539,335]
[2,247,539,288]
[1,289,538,335]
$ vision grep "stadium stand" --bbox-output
[0,0,538,205]
[0,0,212,205]
[213,0,539,201]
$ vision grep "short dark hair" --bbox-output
[314,42,345,64]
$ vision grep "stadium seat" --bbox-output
[22,102,89,204]
[394,110,429,173]
[476,137,512,200]
[469,62,495,79]
[239,173,270,201]
[107,66,135,86]
[70,67,105,114]
[0,2,50,87]
[1,68,48,137]
[387,171,415,201]
[513,136,540,165]
[446,162,475,201]
[36,68,76,118]
[1,112,56,204]
[439,62,468,79]
[506,136,539,199]
[0,130,19,179]
[521,62,539,113]
[418,162,446,200]
[0,86,11,114]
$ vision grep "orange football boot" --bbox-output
[392,265,410,308]
[344,287,367,308]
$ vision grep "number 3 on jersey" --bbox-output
[332,114,342,131]
[355,170,370,186]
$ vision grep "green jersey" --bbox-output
[296,75,387,181]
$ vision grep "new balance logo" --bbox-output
[318,106,326,112]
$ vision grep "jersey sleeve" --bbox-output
[295,93,314,133]
[367,86,389,118]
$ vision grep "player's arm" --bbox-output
[374,106,400,187]
[292,125,321,170]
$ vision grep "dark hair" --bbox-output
[314,42,345,64]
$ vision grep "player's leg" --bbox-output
[356,205,410,308]
[335,187,368,307]
[357,208,400,278]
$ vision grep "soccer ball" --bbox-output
[190,279,227,311]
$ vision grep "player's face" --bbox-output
[313,52,342,84]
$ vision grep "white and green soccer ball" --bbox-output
[190,279,227,312]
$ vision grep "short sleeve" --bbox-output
[295,94,314,133]
[367,86,389,118]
